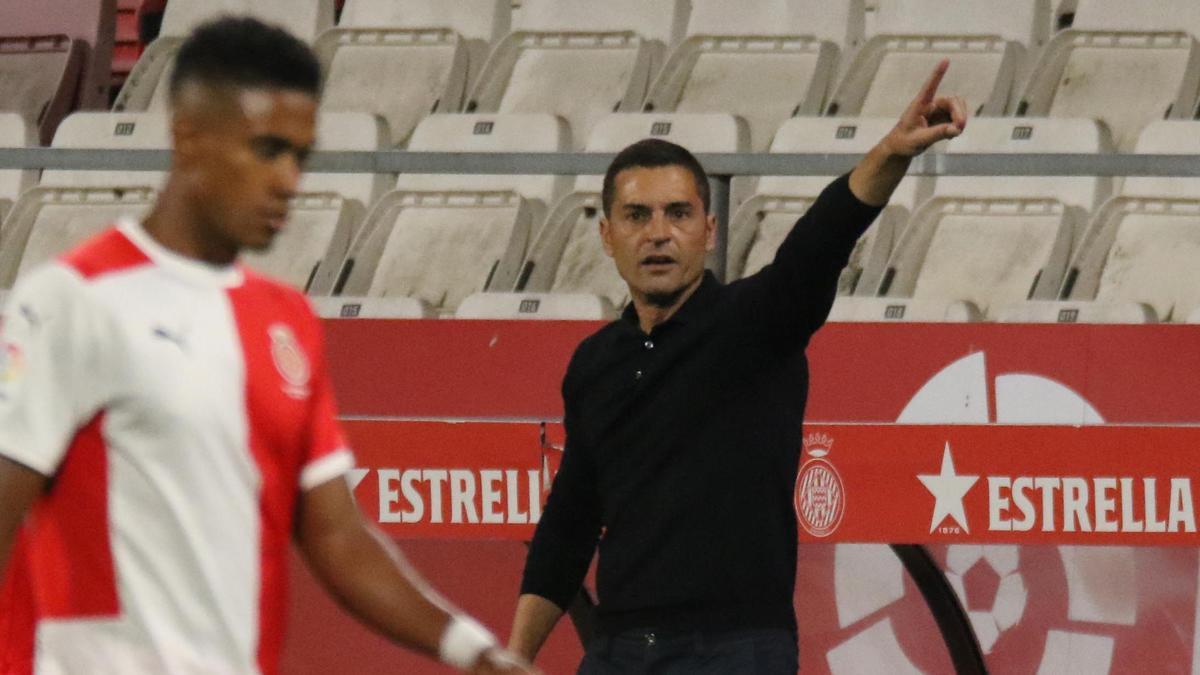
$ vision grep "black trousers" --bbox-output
[577,627,798,674]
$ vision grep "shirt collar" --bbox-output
[118,218,245,289]
[620,270,721,333]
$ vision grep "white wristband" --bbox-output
[438,615,498,670]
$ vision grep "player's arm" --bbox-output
[849,58,967,206]
[295,476,538,674]
[0,457,47,576]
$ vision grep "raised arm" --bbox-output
[849,58,967,206]
[741,59,967,346]
[295,477,538,674]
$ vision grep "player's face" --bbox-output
[188,88,317,253]
[601,165,716,308]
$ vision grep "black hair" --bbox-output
[169,16,321,103]
[601,138,711,218]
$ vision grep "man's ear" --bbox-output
[705,212,717,252]
[599,217,615,258]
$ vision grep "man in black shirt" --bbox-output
[509,61,967,673]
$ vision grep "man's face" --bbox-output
[175,86,317,254]
[601,165,716,307]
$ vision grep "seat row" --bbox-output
[2,108,1198,325]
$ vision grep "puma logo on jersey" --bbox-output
[152,326,188,351]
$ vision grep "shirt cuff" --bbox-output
[300,448,356,491]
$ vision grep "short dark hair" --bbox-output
[169,16,321,103]
[601,138,711,217]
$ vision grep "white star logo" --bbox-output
[917,443,979,533]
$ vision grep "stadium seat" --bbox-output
[243,193,362,291]
[313,28,469,147]
[0,187,157,289]
[114,0,166,91]
[0,35,87,144]
[935,117,1113,241]
[826,0,1050,117]
[641,0,858,151]
[396,112,571,224]
[0,0,116,111]
[1188,307,1200,324]
[464,0,689,149]
[1059,195,1200,322]
[455,292,617,319]
[40,111,169,189]
[1120,120,1200,199]
[312,112,569,315]
[321,191,534,314]
[727,117,926,296]
[503,113,747,316]
[336,0,510,89]
[310,295,435,318]
[0,114,37,222]
[832,196,1077,321]
[302,111,392,209]
[1015,0,1200,151]
[993,300,1157,324]
[114,0,336,112]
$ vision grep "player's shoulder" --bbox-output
[59,226,152,281]
[238,267,320,323]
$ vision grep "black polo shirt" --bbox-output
[521,173,882,636]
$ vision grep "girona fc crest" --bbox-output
[795,432,846,537]
[269,323,311,399]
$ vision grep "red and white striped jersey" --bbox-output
[0,220,354,674]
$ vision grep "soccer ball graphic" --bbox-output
[807,352,1163,674]
[943,544,1026,654]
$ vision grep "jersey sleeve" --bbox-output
[0,266,109,476]
[297,313,354,492]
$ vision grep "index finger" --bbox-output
[917,58,951,105]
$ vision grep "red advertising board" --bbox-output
[284,321,1200,672]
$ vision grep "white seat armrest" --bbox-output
[456,292,616,319]
[312,295,436,319]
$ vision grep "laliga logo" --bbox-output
[795,432,846,537]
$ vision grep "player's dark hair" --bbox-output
[169,16,321,103]
[601,138,711,217]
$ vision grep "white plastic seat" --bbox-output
[320,191,534,315]
[396,113,572,223]
[0,114,36,221]
[337,0,510,89]
[935,117,1112,248]
[867,0,1050,47]
[1061,196,1200,322]
[1015,0,1200,152]
[302,111,393,209]
[0,35,87,144]
[0,186,157,289]
[310,295,435,318]
[314,28,469,147]
[852,196,1077,321]
[1121,120,1200,198]
[242,193,363,292]
[828,0,1050,117]
[993,300,1156,324]
[312,113,568,314]
[512,113,747,314]
[465,0,688,149]
[1,0,117,110]
[114,0,335,112]
[1188,306,1200,324]
[455,292,617,319]
[642,0,859,151]
[727,117,925,295]
[41,112,169,189]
